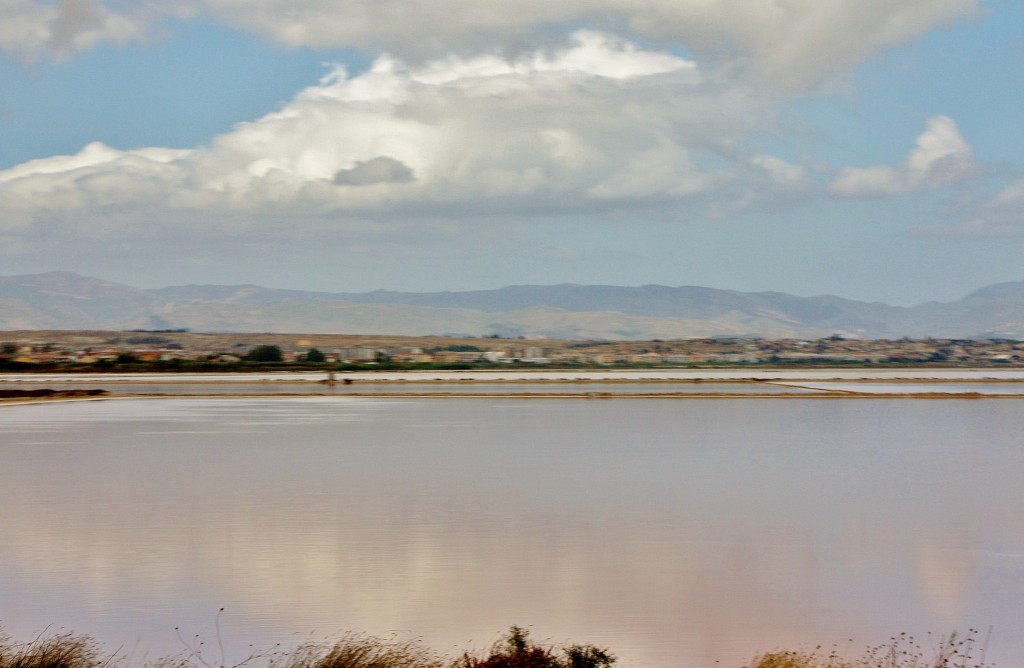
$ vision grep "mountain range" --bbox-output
[2,271,1024,340]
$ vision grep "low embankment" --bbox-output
[0,388,108,402]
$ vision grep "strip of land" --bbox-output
[4,368,1024,383]
[4,369,1024,403]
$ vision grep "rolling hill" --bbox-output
[2,271,1023,339]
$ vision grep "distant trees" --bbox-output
[430,344,482,353]
[304,348,326,363]
[244,345,284,362]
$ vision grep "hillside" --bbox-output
[2,272,1023,339]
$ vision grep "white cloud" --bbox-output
[199,0,979,89]
[616,0,980,91]
[0,0,173,61]
[1,0,979,91]
[0,2,989,261]
[193,32,708,207]
[829,116,979,198]
[0,32,731,242]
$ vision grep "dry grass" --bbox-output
[746,631,993,668]
[273,634,446,668]
[0,628,611,668]
[0,630,104,668]
[0,627,996,668]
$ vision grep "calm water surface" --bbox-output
[2,397,1023,667]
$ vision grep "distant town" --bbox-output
[1,330,1023,369]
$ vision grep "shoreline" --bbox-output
[4,390,1024,405]
[5,369,1024,403]
[4,368,1024,384]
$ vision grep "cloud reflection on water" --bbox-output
[1,397,1023,667]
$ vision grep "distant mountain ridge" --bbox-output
[2,271,1024,340]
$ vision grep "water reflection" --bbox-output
[1,398,1023,667]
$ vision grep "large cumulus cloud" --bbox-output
[1,31,758,244]
[0,1,990,263]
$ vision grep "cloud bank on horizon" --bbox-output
[1,0,1022,304]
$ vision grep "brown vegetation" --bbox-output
[744,631,991,668]
[0,389,108,403]
[0,628,995,668]
[0,628,612,668]
[0,630,103,668]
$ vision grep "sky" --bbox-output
[1,0,1023,305]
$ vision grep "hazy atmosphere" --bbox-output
[2,0,1023,304]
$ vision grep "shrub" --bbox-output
[456,627,614,668]
[244,346,284,362]
[303,349,326,363]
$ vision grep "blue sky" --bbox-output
[1,0,1022,305]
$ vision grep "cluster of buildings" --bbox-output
[3,333,1024,367]
[519,337,1024,366]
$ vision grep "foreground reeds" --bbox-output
[0,627,611,668]
[0,630,104,668]
[744,630,992,668]
[0,627,995,668]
